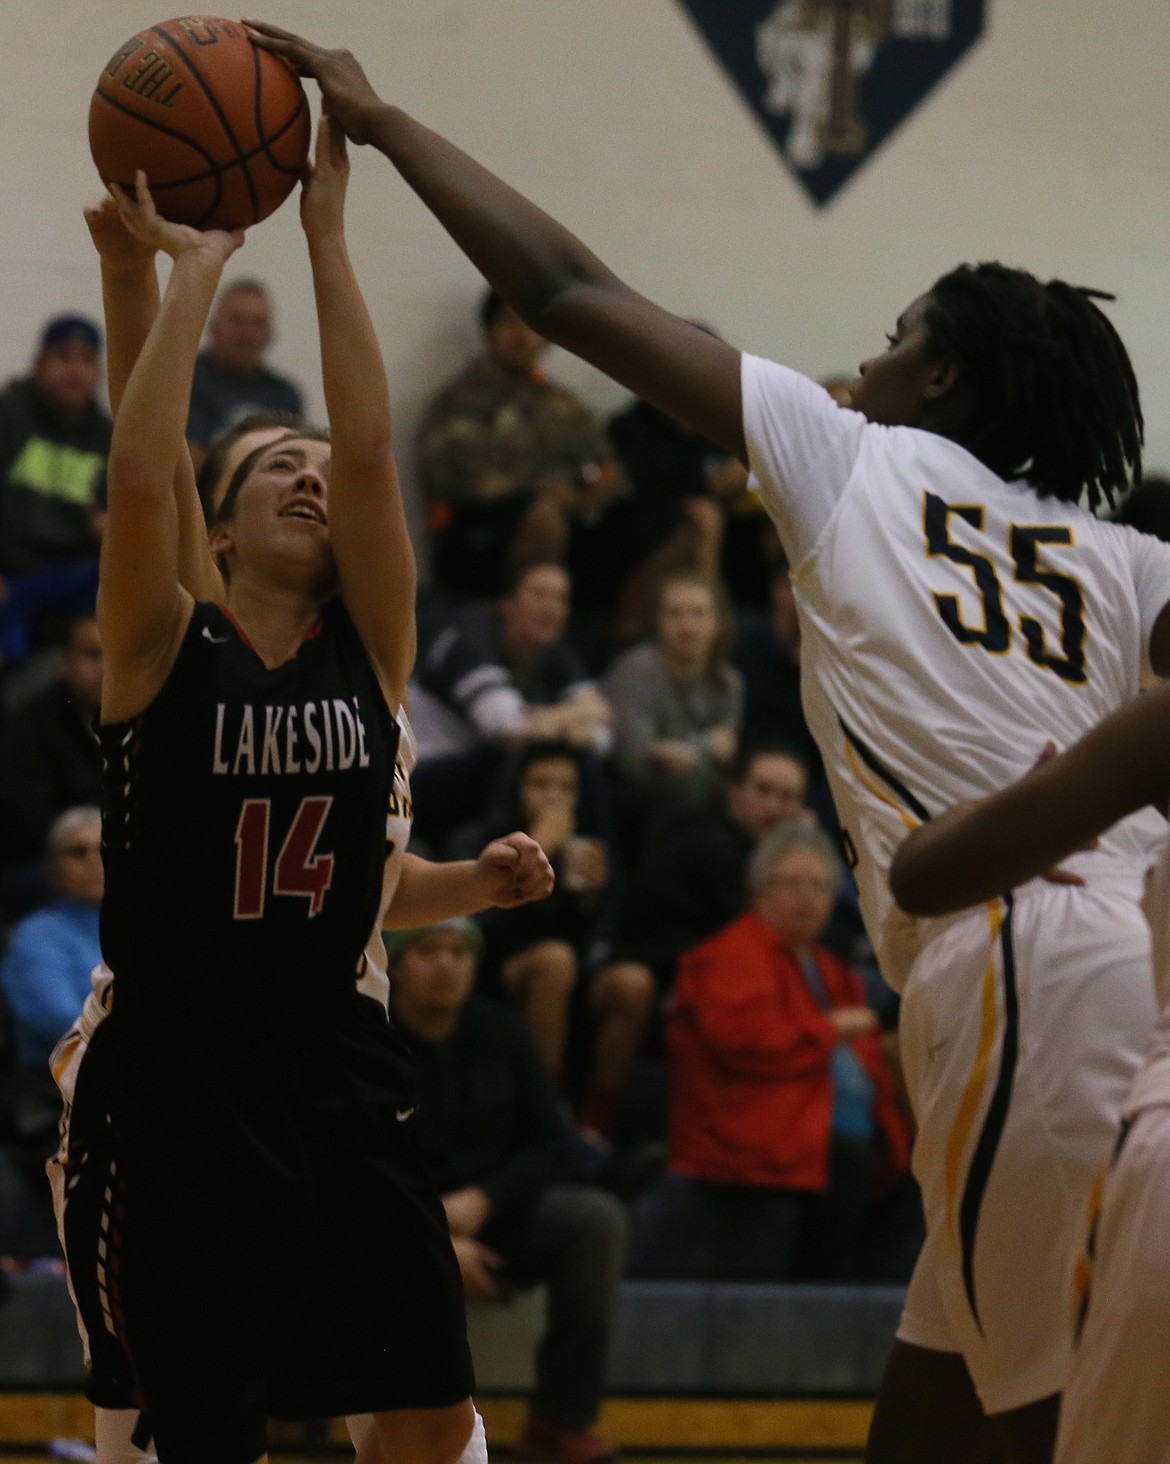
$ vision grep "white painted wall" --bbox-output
[4,0,1168,552]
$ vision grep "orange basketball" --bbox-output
[89,15,311,231]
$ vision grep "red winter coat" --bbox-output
[667,911,911,1191]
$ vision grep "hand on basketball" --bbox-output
[475,832,556,909]
[108,172,244,264]
[243,21,386,145]
[83,196,156,275]
[300,116,349,240]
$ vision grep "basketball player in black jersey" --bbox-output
[66,213,554,1464]
[61,121,486,1464]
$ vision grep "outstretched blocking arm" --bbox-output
[890,687,1170,917]
[99,176,241,722]
[301,118,416,709]
[243,22,745,459]
[86,198,225,605]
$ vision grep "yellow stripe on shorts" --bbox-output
[944,899,1004,1236]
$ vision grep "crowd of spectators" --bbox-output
[0,283,938,1458]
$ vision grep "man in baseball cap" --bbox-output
[0,312,110,586]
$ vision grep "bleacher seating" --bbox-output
[0,1270,903,1396]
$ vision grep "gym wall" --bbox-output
[4,0,1168,548]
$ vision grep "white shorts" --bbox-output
[895,884,1156,1415]
[1054,1103,1170,1464]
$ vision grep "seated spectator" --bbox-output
[732,558,822,785]
[470,742,655,1130]
[601,573,743,834]
[0,613,103,917]
[186,279,304,465]
[0,806,103,1200]
[732,558,884,994]
[628,824,911,1281]
[611,741,810,995]
[411,562,612,849]
[387,919,626,1464]
[609,388,775,611]
[417,289,628,600]
[0,314,110,663]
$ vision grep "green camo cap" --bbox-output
[383,916,485,965]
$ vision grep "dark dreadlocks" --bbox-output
[923,263,1143,513]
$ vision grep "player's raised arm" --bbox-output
[300,117,416,709]
[243,22,745,460]
[99,175,242,721]
[85,198,226,606]
[890,686,1170,917]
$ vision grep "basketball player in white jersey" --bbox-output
[242,25,1170,1463]
[891,680,1170,1464]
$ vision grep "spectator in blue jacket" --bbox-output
[2,805,103,1068]
[0,805,103,1193]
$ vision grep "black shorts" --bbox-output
[64,1005,474,1464]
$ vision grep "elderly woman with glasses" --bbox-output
[630,822,911,1282]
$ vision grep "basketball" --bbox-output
[89,15,311,232]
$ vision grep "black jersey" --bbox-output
[63,599,475,1447]
[98,598,399,1043]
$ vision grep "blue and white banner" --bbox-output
[676,0,987,206]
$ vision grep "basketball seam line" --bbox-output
[251,46,308,179]
[95,91,308,194]
[150,24,260,225]
[91,88,224,223]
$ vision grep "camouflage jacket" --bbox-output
[416,354,616,506]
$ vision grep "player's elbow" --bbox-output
[530,270,626,345]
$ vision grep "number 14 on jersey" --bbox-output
[234,796,335,920]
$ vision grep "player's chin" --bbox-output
[276,545,339,600]
[276,524,335,563]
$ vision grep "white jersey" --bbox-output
[356,707,417,1011]
[1126,830,1170,1116]
[743,354,1170,990]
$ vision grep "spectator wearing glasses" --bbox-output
[628,823,910,1281]
[0,805,104,1188]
